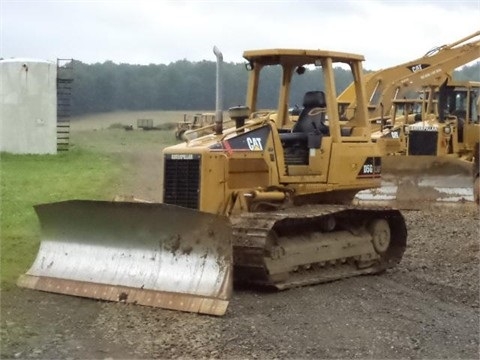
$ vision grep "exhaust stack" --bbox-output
[213,46,223,135]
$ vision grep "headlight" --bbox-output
[443,125,451,134]
[403,125,410,135]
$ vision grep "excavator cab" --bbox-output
[439,81,479,147]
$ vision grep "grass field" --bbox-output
[0,150,122,289]
[0,110,186,289]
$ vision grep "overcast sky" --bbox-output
[1,0,479,70]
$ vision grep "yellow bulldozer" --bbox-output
[17,47,409,316]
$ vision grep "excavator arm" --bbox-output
[338,31,480,119]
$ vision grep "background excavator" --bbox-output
[402,80,479,157]
[373,80,479,154]
[338,30,480,123]
[361,80,480,204]
[18,47,407,316]
[339,31,480,205]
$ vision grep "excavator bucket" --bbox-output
[17,200,232,316]
[356,156,474,207]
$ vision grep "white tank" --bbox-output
[0,58,57,154]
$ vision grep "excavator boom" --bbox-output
[338,31,480,120]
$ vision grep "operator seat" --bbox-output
[292,90,330,135]
[280,91,329,165]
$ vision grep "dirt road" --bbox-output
[1,128,479,359]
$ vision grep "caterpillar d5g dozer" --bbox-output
[18,47,407,316]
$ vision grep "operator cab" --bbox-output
[241,49,373,169]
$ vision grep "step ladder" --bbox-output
[57,59,74,151]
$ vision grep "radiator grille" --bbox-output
[408,131,438,155]
[163,155,201,209]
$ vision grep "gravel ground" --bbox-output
[1,203,478,360]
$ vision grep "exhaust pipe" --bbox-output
[213,46,223,135]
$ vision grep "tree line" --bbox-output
[69,59,480,116]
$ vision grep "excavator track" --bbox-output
[231,205,407,289]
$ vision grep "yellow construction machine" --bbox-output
[443,81,479,161]
[175,112,216,140]
[338,30,480,124]
[343,31,480,204]
[403,81,479,157]
[362,80,480,204]
[375,80,479,157]
[18,47,407,316]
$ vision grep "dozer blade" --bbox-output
[356,156,474,207]
[17,200,232,316]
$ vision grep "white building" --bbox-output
[1,58,57,154]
